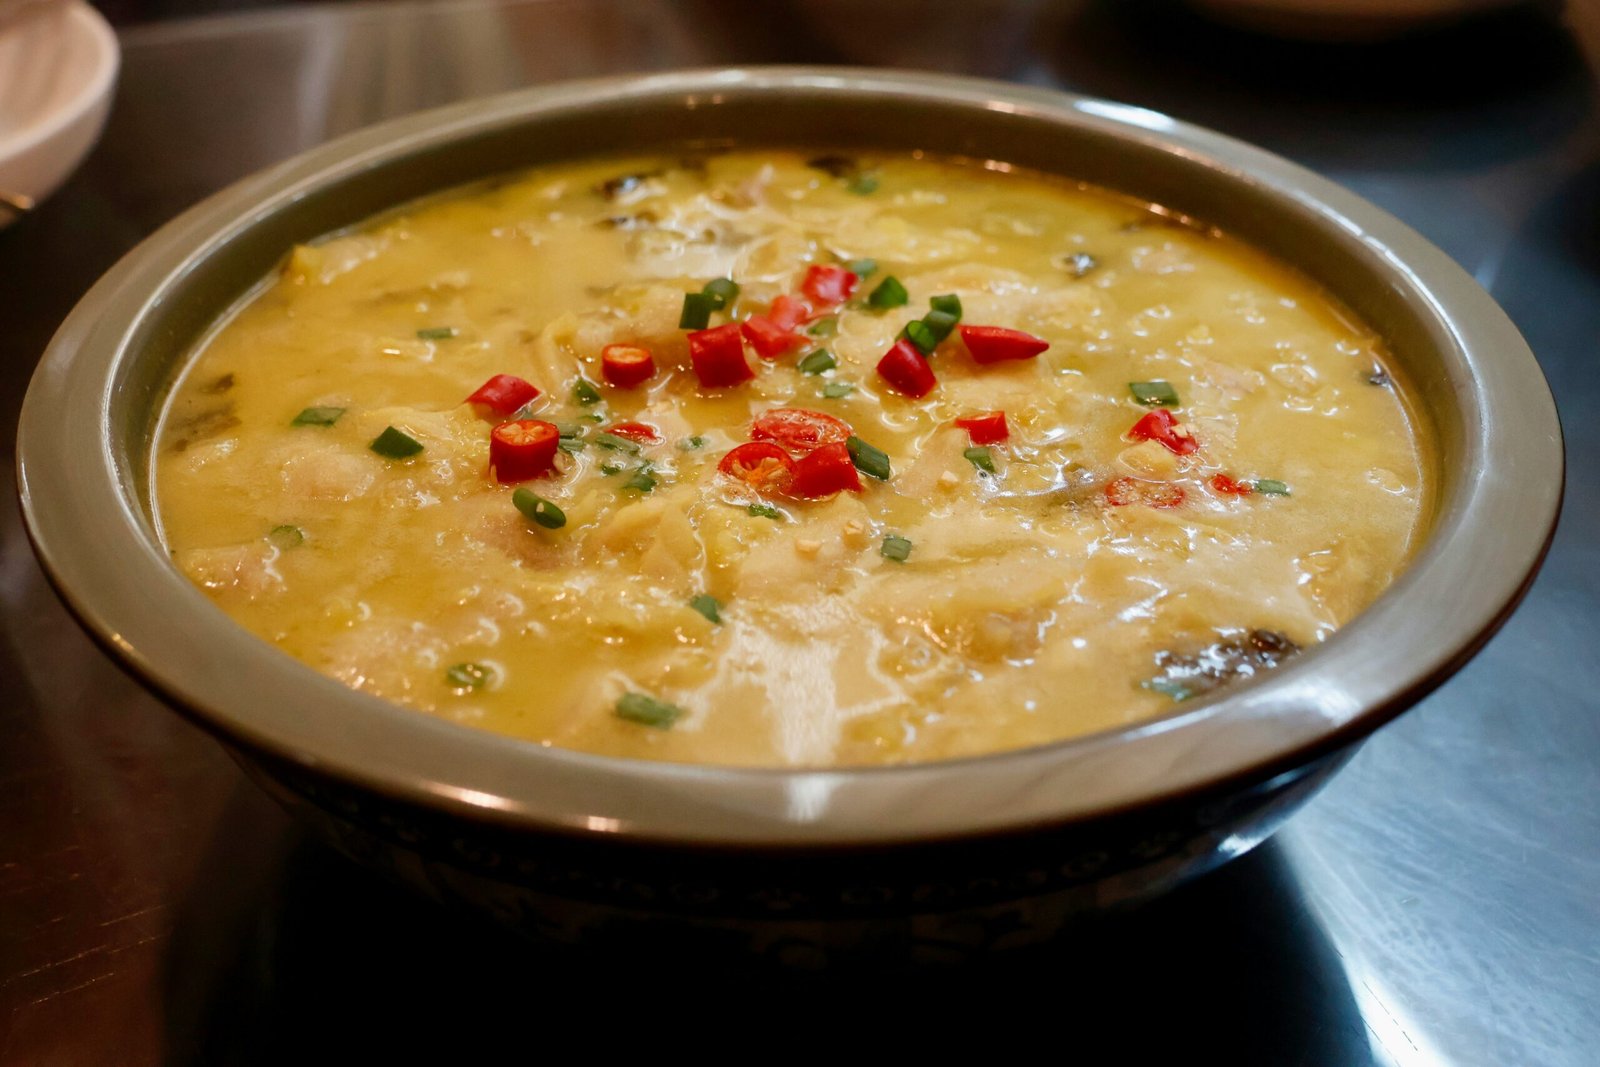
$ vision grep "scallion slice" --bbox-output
[291,406,345,427]
[369,426,423,459]
[847,257,878,278]
[868,276,908,309]
[622,467,657,493]
[807,316,838,338]
[921,308,959,344]
[701,278,740,310]
[593,432,641,454]
[1129,380,1181,407]
[880,535,912,563]
[747,503,782,519]
[1254,479,1291,496]
[689,595,722,624]
[964,446,996,474]
[929,293,962,319]
[679,291,715,330]
[268,524,304,550]
[572,378,602,406]
[903,319,938,356]
[512,487,566,529]
[446,662,493,690]
[822,382,855,399]
[615,692,682,728]
[797,349,837,375]
[600,462,626,476]
[846,436,891,480]
[416,326,457,341]
[554,421,585,438]
[557,439,585,455]
[678,435,707,451]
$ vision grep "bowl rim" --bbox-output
[16,67,1564,847]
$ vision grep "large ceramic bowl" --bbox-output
[16,69,1562,963]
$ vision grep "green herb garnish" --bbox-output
[868,276,908,310]
[880,535,913,563]
[689,595,722,624]
[847,436,891,480]
[512,487,566,529]
[747,503,782,520]
[798,349,837,375]
[572,378,602,406]
[679,291,715,330]
[921,308,959,344]
[291,406,345,427]
[622,467,657,493]
[807,316,838,338]
[369,426,423,459]
[929,293,962,319]
[964,446,996,474]
[616,692,683,728]
[1254,479,1291,496]
[593,432,641,454]
[678,435,706,451]
[268,524,304,550]
[446,662,493,690]
[847,257,878,278]
[903,319,939,356]
[1129,380,1181,407]
[557,439,586,455]
[416,326,457,341]
[822,382,856,399]
[701,278,740,310]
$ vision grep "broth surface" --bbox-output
[156,152,1428,767]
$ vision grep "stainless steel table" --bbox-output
[1,2,1594,1062]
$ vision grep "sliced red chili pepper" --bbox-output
[601,344,655,388]
[800,264,859,307]
[750,408,852,454]
[688,323,754,387]
[1209,473,1252,496]
[606,421,661,444]
[489,419,560,483]
[876,338,938,398]
[717,442,796,494]
[769,294,814,332]
[955,411,1009,445]
[1104,476,1185,509]
[466,374,540,416]
[1128,408,1199,456]
[959,325,1050,365]
[788,441,863,498]
[741,315,804,359]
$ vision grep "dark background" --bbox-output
[2,1,1596,1063]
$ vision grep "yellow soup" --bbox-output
[155,151,1429,767]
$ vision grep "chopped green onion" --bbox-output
[600,462,626,475]
[291,406,345,427]
[446,662,493,690]
[416,326,457,340]
[847,257,878,278]
[1129,380,1181,407]
[615,692,682,729]
[268,524,304,550]
[572,379,602,406]
[903,319,938,356]
[880,535,913,563]
[847,436,892,480]
[822,382,856,399]
[747,503,782,520]
[369,426,423,459]
[846,174,880,196]
[807,316,838,338]
[964,446,996,474]
[679,291,715,330]
[1254,479,1291,496]
[689,595,722,624]
[929,293,962,320]
[921,308,959,343]
[622,467,657,493]
[678,435,706,451]
[554,421,585,438]
[701,278,740,310]
[1142,677,1192,701]
[593,432,641,454]
[557,439,586,455]
[580,412,605,423]
[512,487,566,529]
[868,276,908,309]
[798,349,837,375]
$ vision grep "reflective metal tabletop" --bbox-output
[1,2,1594,1062]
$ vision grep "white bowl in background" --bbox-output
[0,0,118,225]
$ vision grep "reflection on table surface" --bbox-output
[1,2,1595,1063]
